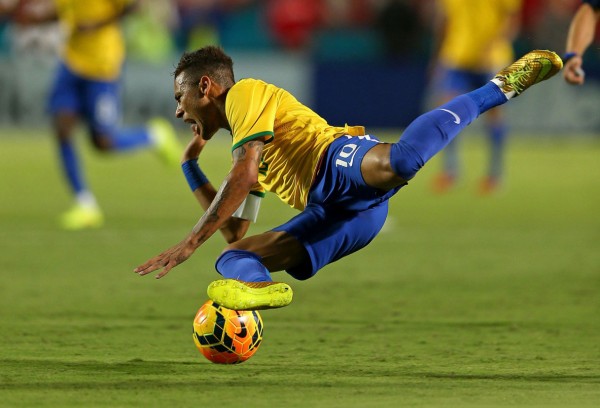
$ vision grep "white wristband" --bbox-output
[232,194,261,222]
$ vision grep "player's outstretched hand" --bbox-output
[134,240,196,279]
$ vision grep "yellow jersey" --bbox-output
[226,79,365,211]
[438,0,521,71]
[55,0,133,80]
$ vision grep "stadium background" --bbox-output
[0,0,599,133]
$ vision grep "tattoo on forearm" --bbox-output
[191,140,263,243]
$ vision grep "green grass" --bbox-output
[0,130,599,407]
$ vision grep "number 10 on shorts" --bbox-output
[335,143,359,168]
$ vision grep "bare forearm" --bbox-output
[187,171,252,248]
[566,4,599,55]
[192,183,218,210]
[191,183,250,243]
[183,132,250,243]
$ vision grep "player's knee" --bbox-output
[389,140,424,181]
[361,144,406,190]
[90,132,114,152]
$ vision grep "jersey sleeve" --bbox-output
[250,183,266,198]
[226,80,277,152]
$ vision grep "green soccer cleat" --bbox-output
[494,50,563,97]
[148,117,181,167]
[59,204,104,230]
[207,279,293,311]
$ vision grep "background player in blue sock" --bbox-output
[429,0,522,195]
[135,46,562,311]
[21,0,181,230]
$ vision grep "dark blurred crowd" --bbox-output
[0,0,594,62]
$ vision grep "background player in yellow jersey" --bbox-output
[430,0,522,194]
[563,0,600,85]
[20,0,180,230]
[135,46,562,311]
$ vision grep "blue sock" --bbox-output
[488,122,507,179]
[467,81,508,113]
[390,82,508,180]
[442,138,459,177]
[215,250,273,283]
[109,126,152,151]
[58,140,85,194]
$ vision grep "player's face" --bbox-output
[174,72,221,140]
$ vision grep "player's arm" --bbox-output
[134,138,263,279]
[564,2,600,85]
[187,139,261,245]
[181,126,250,244]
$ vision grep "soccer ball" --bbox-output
[192,300,264,364]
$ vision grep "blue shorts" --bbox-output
[48,62,121,136]
[273,136,401,280]
[435,65,492,95]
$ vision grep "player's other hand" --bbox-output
[182,126,207,163]
[563,56,586,85]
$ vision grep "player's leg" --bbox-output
[86,79,152,152]
[207,201,389,310]
[85,79,150,152]
[481,106,507,195]
[361,83,506,191]
[85,79,180,166]
[207,231,304,310]
[57,113,104,230]
[48,63,104,230]
[361,50,563,191]
[217,231,307,281]
[430,66,469,192]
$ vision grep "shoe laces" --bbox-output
[504,64,533,94]
[235,280,277,289]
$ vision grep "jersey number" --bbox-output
[334,135,375,168]
[335,143,358,168]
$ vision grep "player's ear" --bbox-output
[198,76,211,96]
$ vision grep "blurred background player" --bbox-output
[429,0,522,195]
[15,0,181,230]
[563,0,600,85]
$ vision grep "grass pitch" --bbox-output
[0,129,598,407]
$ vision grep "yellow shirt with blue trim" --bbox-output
[439,0,521,71]
[226,79,365,211]
[55,0,133,80]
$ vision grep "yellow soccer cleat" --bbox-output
[148,117,181,167]
[59,204,104,230]
[207,279,293,311]
[494,50,563,98]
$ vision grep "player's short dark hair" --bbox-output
[173,46,235,86]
